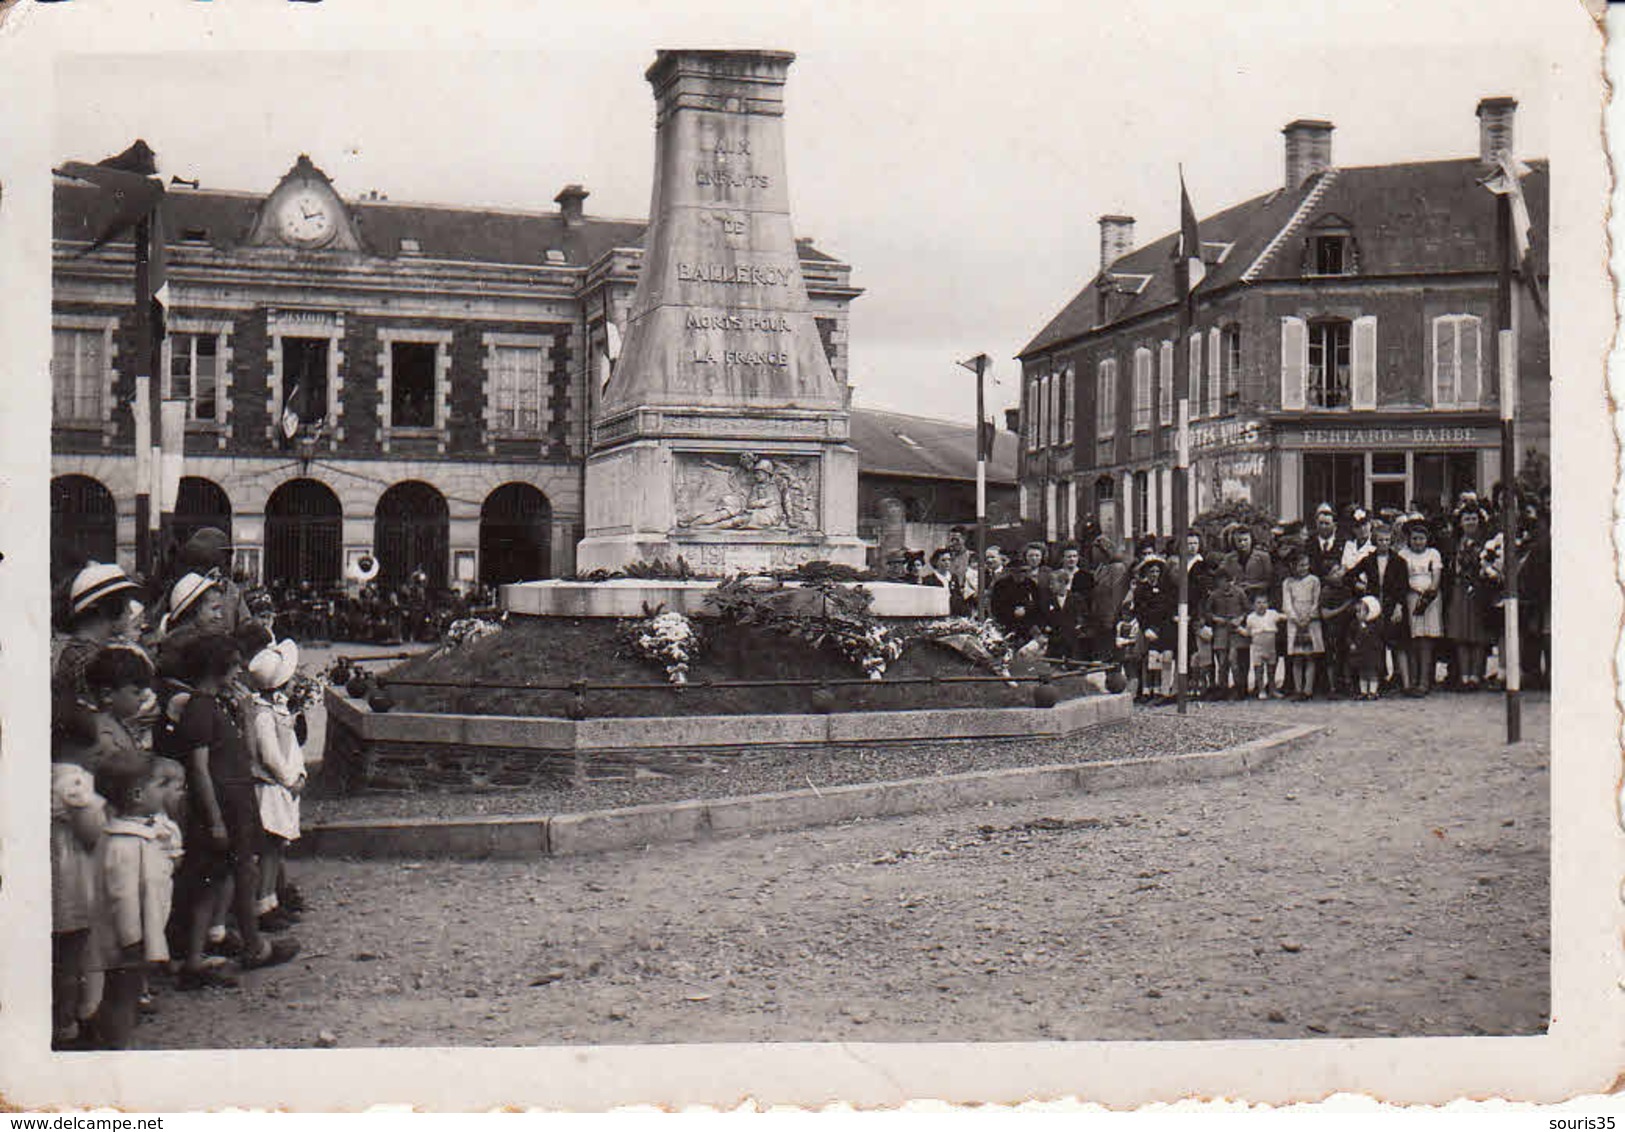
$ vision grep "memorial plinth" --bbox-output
[576,49,865,575]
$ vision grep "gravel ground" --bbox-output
[121,690,1548,1049]
[303,712,1274,823]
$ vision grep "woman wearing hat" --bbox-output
[1133,555,1177,702]
[153,573,228,682]
[1445,506,1495,691]
[53,563,141,715]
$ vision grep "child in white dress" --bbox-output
[247,641,306,933]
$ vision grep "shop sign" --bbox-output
[1283,424,1497,449]
[1190,417,1266,453]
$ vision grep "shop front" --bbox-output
[1274,418,1500,519]
[1191,417,1274,517]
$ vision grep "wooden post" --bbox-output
[1173,283,1192,714]
[975,353,990,620]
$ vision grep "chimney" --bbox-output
[554,183,589,228]
[1282,119,1334,190]
[1476,96,1517,163]
[1004,407,1021,433]
[1098,214,1135,272]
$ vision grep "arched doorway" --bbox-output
[51,474,118,580]
[173,477,232,551]
[480,483,551,586]
[264,479,342,588]
[375,481,449,590]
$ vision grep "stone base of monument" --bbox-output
[573,532,870,578]
[320,686,1131,794]
[502,577,947,619]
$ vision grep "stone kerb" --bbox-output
[302,722,1320,859]
[321,686,1132,793]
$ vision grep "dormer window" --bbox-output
[545,249,567,265]
[1315,234,1348,275]
[180,226,209,243]
[1304,214,1357,276]
[399,237,421,255]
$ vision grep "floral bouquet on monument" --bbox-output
[827,622,904,681]
[627,609,703,685]
[913,617,1014,677]
[435,615,504,658]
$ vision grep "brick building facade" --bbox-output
[50,155,858,586]
[1016,97,1549,545]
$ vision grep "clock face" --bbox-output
[277,186,338,248]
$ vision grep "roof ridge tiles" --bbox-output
[1241,167,1340,283]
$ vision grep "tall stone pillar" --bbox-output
[576,49,864,575]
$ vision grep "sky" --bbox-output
[47,0,1564,424]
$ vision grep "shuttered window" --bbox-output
[1025,378,1038,451]
[1060,362,1075,444]
[1132,348,1152,432]
[1096,358,1118,438]
[1206,327,1222,418]
[1351,315,1378,410]
[1158,340,1173,425]
[1280,317,1307,411]
[1188,333,1203,419]
[1433,314,1483,408]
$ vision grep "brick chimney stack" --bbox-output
[1282,119,1334,190]
[1476,96,1517,163]
[1098,214,1135,273]
[554,183,589,228]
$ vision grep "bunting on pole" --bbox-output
[957,354,996,460]
[1479,150,1547,322]
[281,383,303,441]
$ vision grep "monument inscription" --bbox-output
[577,48,863,572]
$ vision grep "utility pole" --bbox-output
[1496,192,1522,744]
[133,215,155,579]
[974,353,990,620]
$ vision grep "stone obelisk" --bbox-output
[575,49,864,574]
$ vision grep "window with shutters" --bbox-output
[492,344,548,435]
[1432,314,1483,408]
[1158,340,1173,425]
[168,332,221,422]
[52,326,109,424]
[1096,358,1117,438]
[1188,334,1203,419]
[1223,325,1242,411]
[1025,378,1039,452]
[1060,362,1075,444]
[1043,372,1056,448]
[1132,348,1152,432]
[1206,327,1222,418]
[1306,319,1352,409]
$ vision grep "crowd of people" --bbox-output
[908,491,1551,704]
[49,529,310,1049]
[262,576,498,645]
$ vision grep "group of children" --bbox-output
[50,559,308,1049]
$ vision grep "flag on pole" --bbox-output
[1479,150,1546,322]
[158,399,188,517]
[281,384,302,441]
[1175,167,1205,311]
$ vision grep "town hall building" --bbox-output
[50,156,860,587]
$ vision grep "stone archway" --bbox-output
[479,482,552,586]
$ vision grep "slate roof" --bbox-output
[52,179,841,268]
[850,407,1018,485]
[1019,157,1549,358]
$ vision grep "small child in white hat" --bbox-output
[1348,595,1386,701]
[245,640,306,933]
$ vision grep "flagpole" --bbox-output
[975,353,989,621]
[134,215,156,580]
[1173,275,1191,716]
[1496,191,1521,744]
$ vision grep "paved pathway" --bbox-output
[128,691,1549,1048]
